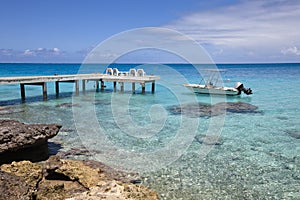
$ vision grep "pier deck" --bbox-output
[0,73,160,101]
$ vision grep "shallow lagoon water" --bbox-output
[0,63,300,199]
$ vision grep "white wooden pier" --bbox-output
[0,73,160,101]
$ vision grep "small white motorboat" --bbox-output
[183,69,252,96]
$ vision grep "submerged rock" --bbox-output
[59,128,75,133]
[276,116,289,120]
[214,102,260,114]
[168,102,262,118]
[0,156,158,200]
[56,103,81,108]
[0,119,62,164]
[285,130,300,139]
[0,106,24,115]
[194,134,224,145]
[58,148,95,158]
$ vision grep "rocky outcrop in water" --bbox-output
[168,102,262,118]
[285,129,300,139]
[0,119,62,164]
[56,103,81,108]
[0,156,158,200]
[194,134,224,145]
[0,106,24,115]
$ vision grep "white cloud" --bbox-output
[281,46,300,56]
[212,49,223,55]
[77,45,97,57]
[86,51,118,61]
[100,53,118,59]
[52,47,60,55]
[164,0,300,62]
[23,49,35,56]
[22,48,63,57]
[0,49,14,56]
[0,48,68,62]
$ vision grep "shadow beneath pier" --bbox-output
[0,92,75,106]
[0,88,156,106]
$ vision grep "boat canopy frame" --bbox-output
[198,69,227,87]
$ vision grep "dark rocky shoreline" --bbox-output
[0,119,158,200]
[0,119,61,164]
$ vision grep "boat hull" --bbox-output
[183,84,240,96]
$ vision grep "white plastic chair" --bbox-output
[137,69,146,77]
[113,68,119,76]
[106,68,113,75]
[129,68,137,76]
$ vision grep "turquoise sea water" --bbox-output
[0,63,300,199]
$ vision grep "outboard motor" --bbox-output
[235,82,252,95]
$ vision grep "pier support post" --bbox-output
[20,83,25,101]
[75,80,79,95]
[120,82,124,92]
[82,80,86,92]
[100,79,105,91]
[55,81,59,96]
[132,83,135,93]
[113,82,117,92]
[141,83,145,94]
[95,80,99,92]
[151,81,155,93]
[42,82,47,101]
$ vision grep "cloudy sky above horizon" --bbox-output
[0,0,300,63]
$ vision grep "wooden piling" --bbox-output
[113,82,117,92]
[100,79,105,91]
[151,81,155,93]
[75,80,79,95]
[132,83,135,93]
[20,83,25,101]
[141,83,145,94]
[95,80,99,91]
[55,81,59,95]
[42,82,47,101]
[82,80,86,92]
[120,82,124,92]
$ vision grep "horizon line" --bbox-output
[0,61,300,65]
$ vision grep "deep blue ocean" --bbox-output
[0,63,300,199]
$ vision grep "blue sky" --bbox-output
[0,0,299,63]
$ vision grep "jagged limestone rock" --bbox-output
[0,170,31,200]
[0,119,62,163]
[0,156,158,200]
[1,160,43,193]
